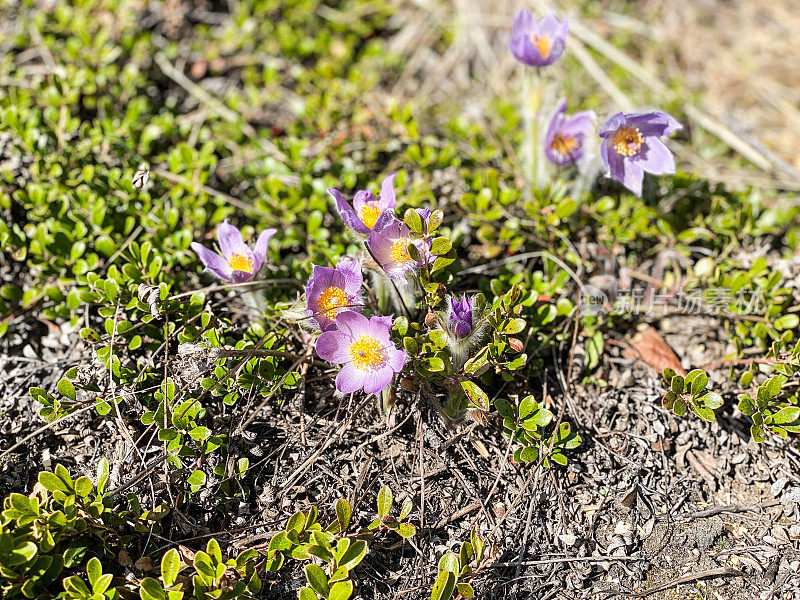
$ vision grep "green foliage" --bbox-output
[264,487,415,600]
[430,528,487,600]
[662,368,724,422]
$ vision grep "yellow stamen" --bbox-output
[317,286,348,317]
[612,126,644,157]
[359,203,382,229]
[551,133,579,156]
[389,238,414,264]
[228,253,253,272]
[531,34,551,58]
[349,335,386,370]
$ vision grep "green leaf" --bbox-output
[457,583,475,598]
[38,471,68,492]
[86,556,103,587]
[161,548,180,587]
[430,570,456,600]
[502,318,526,335]
[430,237,452,256]
[189,426,211,441]
[765,375,784,399]
[671,375,685,395]
[338,540,367,571]
[8,541,37,566]
[57,378,76,401]
[329,580,353,600]
[139,577,166,600]
[96,457,109,494]
[187,470,206,488]
[429,329,448,349]
[460,381,489,411]
[771,406,800,425]
[305,564,330,599]
[774,314,799,330]
[688,371,708,395]
[438,551,460,574]
[74,476,92,498]
[396,522,416,539]
[399,498,413,521]
[377,485,393,518]
[700,392,724,409]
[738,395,756,416]
[206,538,222,564]
[298,588,319,600]
[335,499,351,532]
[404,208,423,234]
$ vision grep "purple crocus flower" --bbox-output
[545,99,595,167]
[599,111,682,196]
[447,295,475,338]
[510,10,568,67]
[190,220,276,283]
[316,311,408,394]
[328,173,397,235]
[305,259,363,331]
[365,216,431,280]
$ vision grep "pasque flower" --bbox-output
[447,295,475,338]
[328,173,397,235]
[365,216,431,280]
[545,99,595,167]
[190,220,276,283]
[510,10,568,67]
[305,259,363,331]
[599,111,681,196]
[316,311,408,394]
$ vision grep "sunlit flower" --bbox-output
[316,311,407,394]
[328,173,397,235]
[305,259,363,331]
[190,220,276,283]
[510,10,568,68]
[447,295,475,338]
[599,111,681,196]
[365,216,431,280]
[545,99,595,167]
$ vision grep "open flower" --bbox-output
[545,99,595,167]
[599,111,681,196]
[305,259,363,331]
[316,311,408,394]
[190,220,276,283]
[328,173,397,235]
[447,295,475,338]
[365,216,431,280]
[510,10,568,67]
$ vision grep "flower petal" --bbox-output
[631,139,676,175]
[352,190,377,214]
[329,188,370,235]
[511,8,534,37]
[336,362,366,394]
[216,220,248,259]
[191,242,232,281]
[336,259,364,296]
[626,112,682,137]
[620,161,644,196]
[231,269,255,283]
[386,346,408,372]
[316,331,351,363]
[599,113,626,137]
[252,228,276,271]
[335,310,370,338]
[560,111,595,136]
[362,366,393,395]
[378,172,397,209]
